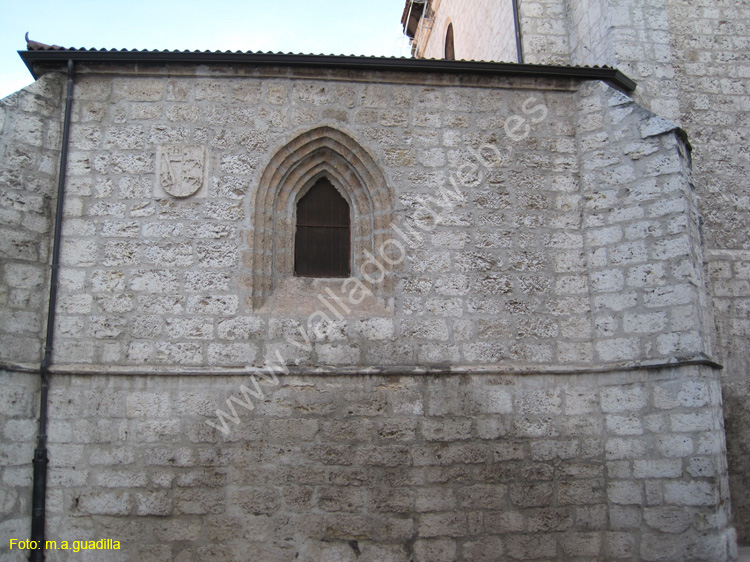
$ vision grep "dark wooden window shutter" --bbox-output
[294,178,351,278]
[445,23,455,60]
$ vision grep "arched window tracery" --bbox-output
[249,126,395,308]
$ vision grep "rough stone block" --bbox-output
[76,491,132,515]
[412,539,456,562]
[633,459,682,479]
[417,512,467,538]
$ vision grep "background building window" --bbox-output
[294,177,351,278]
[445,23,455,60]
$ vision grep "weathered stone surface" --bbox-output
[1,6,747,556]
[0,366,732,560]
[0,64,715,374]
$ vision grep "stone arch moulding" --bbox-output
[249,126,395,309]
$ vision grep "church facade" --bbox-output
[0,1,748,560]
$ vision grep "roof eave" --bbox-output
[18,49,637,93]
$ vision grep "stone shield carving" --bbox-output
[157,145,207,198]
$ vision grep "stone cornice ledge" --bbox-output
[19,50,637,92]
[1,354,721,377]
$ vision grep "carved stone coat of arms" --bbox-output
[157,145,207,198]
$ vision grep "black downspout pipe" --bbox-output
[29,59,74,562]
[513,0,524,64]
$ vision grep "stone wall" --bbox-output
[20,365,731,562]
[575,80,713,369]
[38,67,711,374]
[0,370,39,560]
[664,0,750,250]
[708,248,750,541]
[0,77,62,557]
[590,0,681,122]
[567,0,616,69]
[521,0,681,120]
[520,0,571,66]
[0,74,63,367]
[660,0,750,541]
[464,0,750,541]
[0,60,738,559]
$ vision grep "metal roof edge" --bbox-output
[18,49,637,92]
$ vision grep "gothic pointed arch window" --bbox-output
[294,177,351,278]
[249,126,395,309]
[445,23,455,60]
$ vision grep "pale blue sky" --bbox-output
[0,0,410,99]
